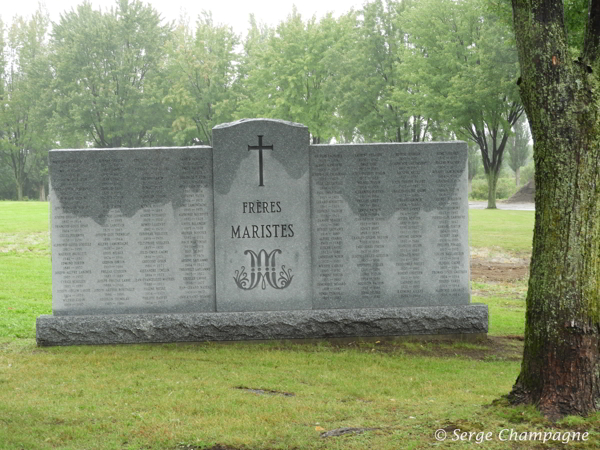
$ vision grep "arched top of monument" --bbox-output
[213,118,307,130]
[212,118,310,195]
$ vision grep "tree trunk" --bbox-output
[515,167,520,187]
[509,0,600,420]
[16,182,23,201]
[486,171,498,209]
[39,183,46,202]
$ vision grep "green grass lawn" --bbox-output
[468,209,535,255]
[0,202,52,339]
[0,200,51,233]
[1,202,598,450]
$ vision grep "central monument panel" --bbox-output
[212,119,312,311]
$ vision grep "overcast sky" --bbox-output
[2,0,366,35]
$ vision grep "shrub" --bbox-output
[469,178,518,200]
[520,160,535,186]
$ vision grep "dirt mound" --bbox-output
[506,178,535,203]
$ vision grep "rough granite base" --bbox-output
[36,304,488,346]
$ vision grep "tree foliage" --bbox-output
[0,9,53,200]
[50,0,171,148]
[403,0,523,207]
[507,115,531,186]
[235,8,337,143]
[163,13,239,146]
[0,0,531,201]
[467,143,481,189]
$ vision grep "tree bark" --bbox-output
[39,183,46,202]
[515,167,520,187]
[509,0,600,420]
[16,182,23,201]
[486,171,499,209]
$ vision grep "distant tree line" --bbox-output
[0,0,532,207]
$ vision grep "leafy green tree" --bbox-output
[403,0,523,208]
[326,0,433,143]
[0,164,15,199]
[0,10,53,200]
[507,115,530,186]
[28,150,49,200]
[50,0,172,148]
[232,15,270,113]
[508,0,600,419]
[520,158,534,184]
[0,18,4,101]
[235,8,336,143]
[163,13,239,146]
[467,143,481,192]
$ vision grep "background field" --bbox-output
[0,202,597,450]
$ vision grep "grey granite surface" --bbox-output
[37,304,488,346]
[49,147,216,315]
[212,119,313,312]
[311,142,469,309]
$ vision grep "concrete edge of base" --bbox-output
[36,304,488,346]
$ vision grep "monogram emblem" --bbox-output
[233,249,293,290]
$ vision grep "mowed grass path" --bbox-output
[1,202,598,450]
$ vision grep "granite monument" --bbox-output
[37,119,487,346]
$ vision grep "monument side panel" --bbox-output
[50,147,216,315]
[212,119,312,312]
[311,142,470,309]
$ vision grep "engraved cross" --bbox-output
[248,135,273,187]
